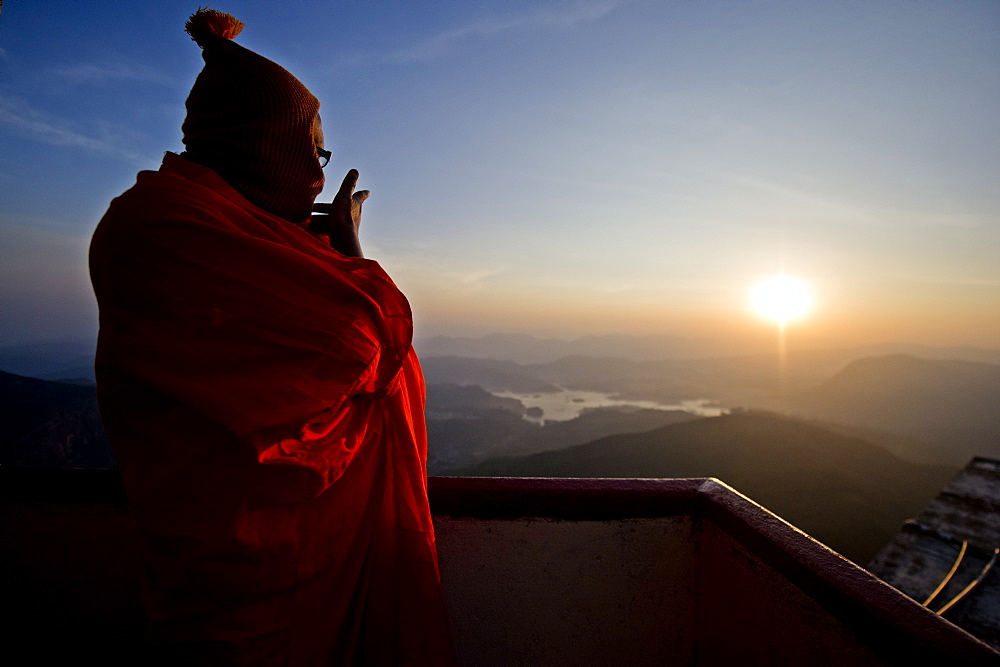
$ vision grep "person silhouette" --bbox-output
[89,9,454,665]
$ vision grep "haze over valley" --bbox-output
[4,331,996,565]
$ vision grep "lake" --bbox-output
[493,389,727,424]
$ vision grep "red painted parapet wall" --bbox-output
[2,469,998,665]
[429,476,1000,666]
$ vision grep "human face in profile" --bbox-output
[310,114,328,200]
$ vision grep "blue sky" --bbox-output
[2,1,998,352]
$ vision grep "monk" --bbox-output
[89,9,454,665]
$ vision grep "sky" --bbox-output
[1,0,998,354]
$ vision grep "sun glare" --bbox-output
[751,275,812,325]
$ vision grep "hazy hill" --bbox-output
[427,407,697,475]
[417,333,1000,366]
[425,380,697,474]
[421,351,1000,467]
[420,356,558,393]
[421,354,770,406]
[426,382,528,419]
[513,407,697,455]
[525,348,1000,406]
[428,409,537,474]
[0,339,97,383]
[3,333,995,387]
[416,332,719,364]
[525,355,759,404]
[459,412,958,564]
[0,370,113,468]
[798,419,949,467]
[792,355,1000,465]
[424,382,535,472]
[421,347,1000,420]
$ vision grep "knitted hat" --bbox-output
[182,9,324,222]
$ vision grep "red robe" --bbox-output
[90,153,454,665]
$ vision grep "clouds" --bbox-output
[0,41,177,165]
[49,61,176,87]
[1,0,997,348]
[0,94,146,164]
[387,0,627,62]
[375,243,507,295]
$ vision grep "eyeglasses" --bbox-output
[316,146,331,168]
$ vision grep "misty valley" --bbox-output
[493,390,725,424]
[2,333,998,565]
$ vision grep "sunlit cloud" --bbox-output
[0,95,146,164]
[49,61,175,86]
[371,245,507,293]
[907,213,984,230]
[883,271,1000,289]
[722,172,996,234]
[388,0,628,62]
[595,283,640,296]
[719,172,884,226]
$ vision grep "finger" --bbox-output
[312,203,334,213]
[336,169,360,200]
[353,190,370,206]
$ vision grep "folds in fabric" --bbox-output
[90,154,456,664]
[91,152,411,497]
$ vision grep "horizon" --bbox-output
[2,328,997,369]
[2,1,998,351]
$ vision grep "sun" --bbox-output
[751,275,812,325]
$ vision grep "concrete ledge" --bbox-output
[430,475,1000,665]
[3,468,998,664]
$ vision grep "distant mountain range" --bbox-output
[3,342,994,568]
[0,370,113,468]
[420,351,999,466]
[790,355,1000,465]
[0,339,97,383]
[421,357,559,394]
[3,333,996,386]
[4,334,996,468]
[457,411,959,565]
[416,332,1000,366]
[421,353,789,405]
[425,380,697,473]
[416,332,724,363]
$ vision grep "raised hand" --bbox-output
[311,169,370,258]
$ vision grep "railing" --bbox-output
[3,467,998,665]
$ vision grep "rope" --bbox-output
[897,518,997,615]
[936,548,1000,616]
[922,540,967,608]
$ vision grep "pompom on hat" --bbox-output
[184,8,246,45]
[181,8,324,222]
